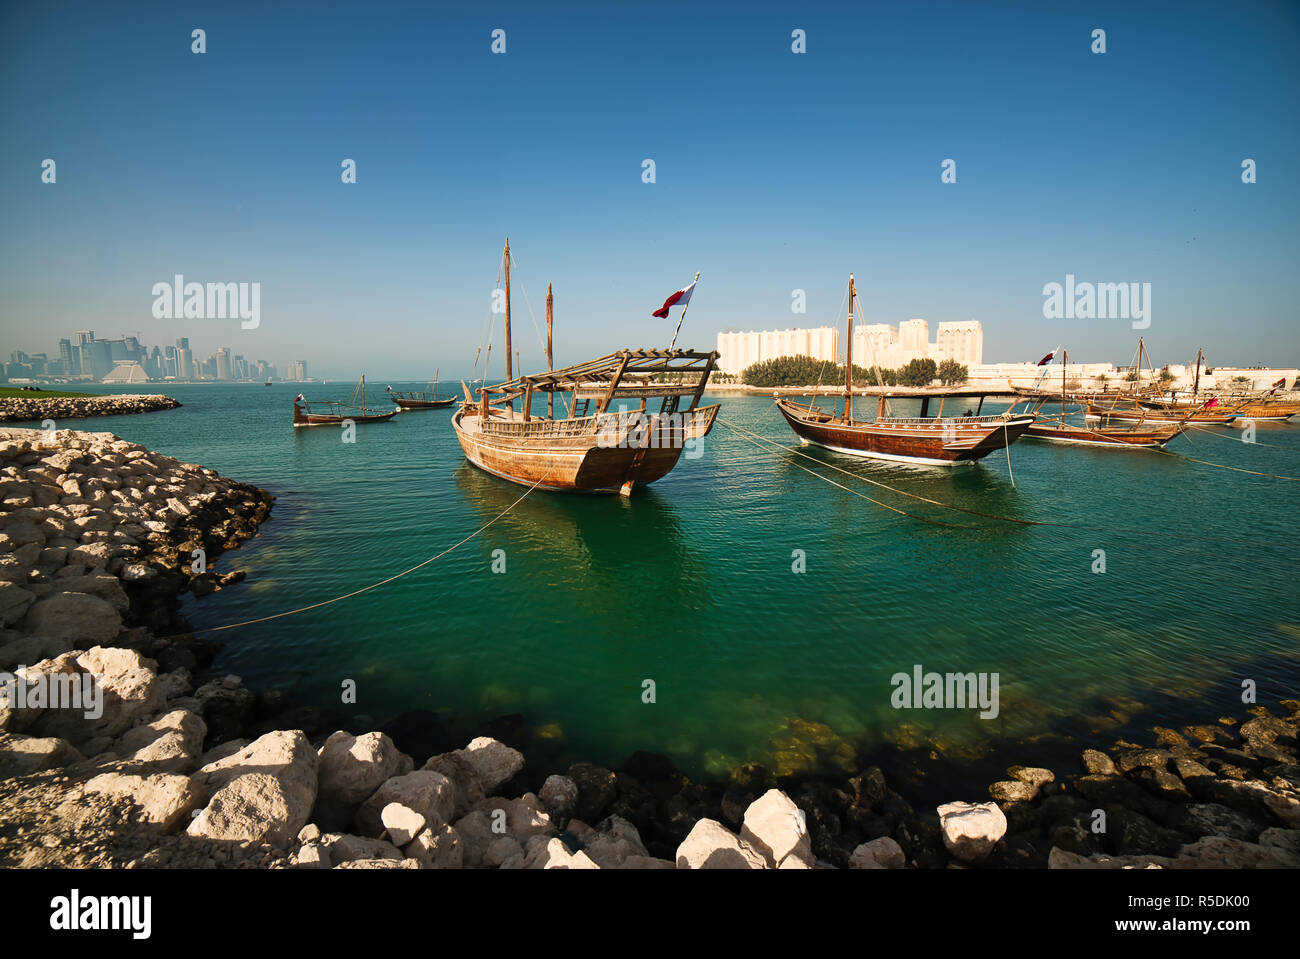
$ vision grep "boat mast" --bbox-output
[503,238,513,410]
[844,273,856,423]
[546,282,554,418]
[1061,349,1067,419]
[1192,347,1202,401]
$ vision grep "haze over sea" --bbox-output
[16,383,1299,798]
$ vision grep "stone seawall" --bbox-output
[0,394,181,423]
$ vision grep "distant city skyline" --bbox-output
[2,2,1296,380]
[2,326,310,383]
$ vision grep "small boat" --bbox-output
[1018,349,1184,448]
[265,376,272,386]
[1084,343,1237,425]
[774,274,1034,465]
[451,240,720,495]
[293,374,397,427]
[387,369,456,410]
[1085,401,1236,426]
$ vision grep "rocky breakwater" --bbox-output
[2,641,1297,868]
[0,426,272,645]
[944,701,1300,869]
[0,394,181,424]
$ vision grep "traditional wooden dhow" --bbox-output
[1017,349,1185,448]
[451,239,720,495]
[452,350,720,494]
[1084,399,1236,426]
[774,274,1034,465]
[387,369,456,410]
[292,374,397,427]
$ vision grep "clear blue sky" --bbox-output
[2,0,1296,379]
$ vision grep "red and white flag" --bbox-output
[1203,397,1219,409]
[652,278,697,318]
[1036,347,1059,366]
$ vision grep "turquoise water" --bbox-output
[18,383,1300,789]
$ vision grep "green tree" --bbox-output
[740,356,898,389]
[937,359,968,386]
[898,358,938,387]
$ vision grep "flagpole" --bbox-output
[669,272,701,353]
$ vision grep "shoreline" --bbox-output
[0,429,1296,868]
[0,394,181,424]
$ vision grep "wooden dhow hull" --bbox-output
[292,403,396,427]
[1023,420,1184,448]
[392,396,456,410]
[1084,402,1236,425]
[452,404,720,494]
[775,398,1034,465]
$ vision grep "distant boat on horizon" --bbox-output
[388,367,455,410]
[293,373,397,427]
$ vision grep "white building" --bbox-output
[715,326,839,376]
[716,320,983,376]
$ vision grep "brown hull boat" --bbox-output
[293,374,397,427]
[1084,401,1236,425]
[453,401,719,493]
[1023,419,1183,447]
[775,273,1033,465]
[392,395,456,410]
[777,398,1034,465]
[293,406,397,426]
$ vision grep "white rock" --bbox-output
[524,837,599,869]
[82,771,202,832]
[0,730,84,777]
[188,771,314,846]
[937,801,1007,863]
[380,802,426,846]
[849,836,907,869]
[318,832,404,864]
[583,815,649,868]
[676,818,767,869]
[354,770,454,838]
[21,592,121,646]
[404,824,464,868]
[740,789,811,868]
[115,708,206,773]
[317,730,410,806]
[456,737,524,793]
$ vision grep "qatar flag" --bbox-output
[1036,347,1058,366]
[652,278,697,318]
[1204,397,1219,409]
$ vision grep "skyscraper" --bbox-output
[58,338,79,375]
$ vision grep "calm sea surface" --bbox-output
[20,383,1300,795]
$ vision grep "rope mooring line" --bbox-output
[1157,449,1300,482]
[1185,424,1300,453]
[719,417,1042,526]
[717,417,1278,544]
[716,419,977,528]
[182,469,554,636]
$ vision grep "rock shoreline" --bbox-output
[0,394,181,424]
[1,427,1297,869]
